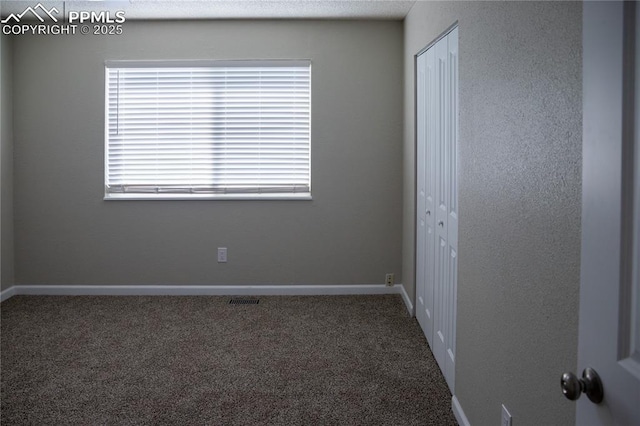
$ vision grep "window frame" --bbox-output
[103,59,312,201]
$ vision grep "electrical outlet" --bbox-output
[501,404,512,426]
[217,247,227,263]
[385,273,394,286]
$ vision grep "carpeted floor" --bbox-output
[1,295,456,425]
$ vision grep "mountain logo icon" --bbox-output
[1,3,60,24]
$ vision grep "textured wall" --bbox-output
[404,2,582,425]
[13,20,403,287]
[1,32,14,291]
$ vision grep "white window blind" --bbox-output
[105,60,311,199]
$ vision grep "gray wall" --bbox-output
[13,20,404,287]
[1,31,14,291]
[403,2,581,425]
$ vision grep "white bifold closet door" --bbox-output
[415,26,458,393]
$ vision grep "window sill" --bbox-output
[104,193,313,201]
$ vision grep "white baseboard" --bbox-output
[452,395,470,426]
[1,283,413,310]
[0,286,16,303]
[1,284,415,315]
[398,284,414,316]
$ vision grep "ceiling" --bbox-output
[0,0,417,20]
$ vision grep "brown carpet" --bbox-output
[1,295,456,425]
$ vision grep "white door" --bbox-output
[415,50,428,341]
[572,2,640,424]
[432,27,458,393]
[416,26,458,393]
[416,46,436,346]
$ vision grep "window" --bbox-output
[104,60,311,199]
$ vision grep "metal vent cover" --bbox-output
[228,298,260,305]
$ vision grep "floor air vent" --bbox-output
[229,298,260,305]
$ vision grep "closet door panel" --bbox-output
[415,27,458,394]
[444,27,459,392]
[424,47,437,345]
[432,32,450,382]
[415,52,428,341]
